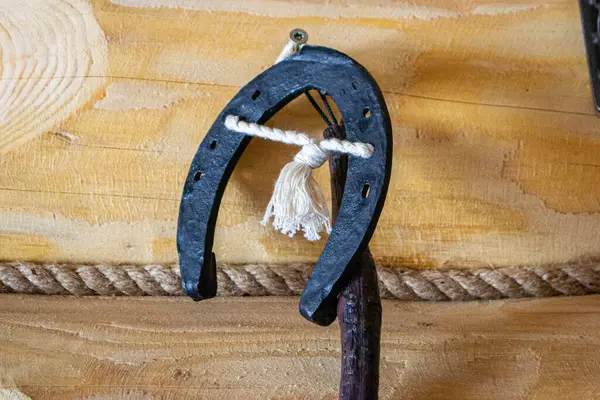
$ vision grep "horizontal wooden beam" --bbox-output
[1,294,600,399]
[1,0,599,269]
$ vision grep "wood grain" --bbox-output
[0,0,107,153]
[1,0,600,269]
[2,294,600,399]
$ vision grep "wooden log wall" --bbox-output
[1,0,599,270]
[2,295,600,399]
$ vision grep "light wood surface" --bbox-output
[1,0,600,268]
[1,294,600,399]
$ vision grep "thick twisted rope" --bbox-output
[3,259,600,301]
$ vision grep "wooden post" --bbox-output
[324,124,382,400]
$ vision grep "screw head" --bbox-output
[289,28,308,45]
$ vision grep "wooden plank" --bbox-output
[1,0,599,268]
[2,294,600,399]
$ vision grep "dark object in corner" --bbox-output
[579,0,600,112]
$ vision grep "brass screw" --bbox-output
[289,28,308,45]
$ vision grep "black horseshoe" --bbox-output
[177,45,393,326]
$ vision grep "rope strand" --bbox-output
[224,115,374,161]
[3,259,600,301]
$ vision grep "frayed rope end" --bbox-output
[261,143,331,241]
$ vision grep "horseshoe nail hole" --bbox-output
[193,171,205,182]
[362,108,371,119]
[361,183,371,199]
[251,90,261,100]
[209,140,217,150]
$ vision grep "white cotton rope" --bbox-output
[222,38,374,241]
[274,39,300,64]
[224,116,374,161]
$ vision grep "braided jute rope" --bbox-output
[3,258,600,301]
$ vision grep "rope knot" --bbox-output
[224,114,374,241]
[293,142,327,168]
[224,113,375,241]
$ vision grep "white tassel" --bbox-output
[261,142,331,241]
[223,114,373,241]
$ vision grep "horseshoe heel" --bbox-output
[177,45,392,326]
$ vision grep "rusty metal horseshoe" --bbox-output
[177,44,393,326]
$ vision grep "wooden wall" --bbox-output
[1,0,599,269]
[3,294,600,399]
